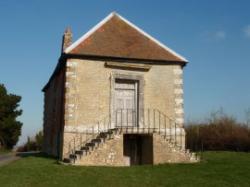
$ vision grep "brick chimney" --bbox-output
[61,27,72,53]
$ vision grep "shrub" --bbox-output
[185,110,250,152]
[17,131,43,152]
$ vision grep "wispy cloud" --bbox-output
[201,30,226,41]
[214,31,226,40]
[243,25,250,38]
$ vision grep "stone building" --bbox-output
[42,12,197,166]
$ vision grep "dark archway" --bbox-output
[123,134,153,165]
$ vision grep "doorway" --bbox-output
[114,79,138,127]
[123,134,153,165]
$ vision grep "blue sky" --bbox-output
[0,0,250,144]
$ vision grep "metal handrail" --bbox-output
[65,114,112,157]
[65,108,184,161]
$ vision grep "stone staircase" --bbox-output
[159,134,199,163]
[64,129,117,164]
[63,129,199,164]
[63,108,200,165]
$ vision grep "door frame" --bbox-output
[110,72,144,128]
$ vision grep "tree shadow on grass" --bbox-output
[16,152,60,164]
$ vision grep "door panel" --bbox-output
[114,81,137,127]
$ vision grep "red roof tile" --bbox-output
[65,13,187,63]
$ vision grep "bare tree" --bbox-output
[245,108,250,127]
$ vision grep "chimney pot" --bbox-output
[62,27,72,53]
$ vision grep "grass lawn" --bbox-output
[0,149,11,155]
[0,151,249,187]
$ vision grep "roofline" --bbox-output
[64,53,187,65]
[64,12,188,62]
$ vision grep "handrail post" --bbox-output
[73,138,75,154]
[158,111,160,134]
[132,109,134,133]
[153,109,156,131]
[80,134,82,147]
[121,109,123,128]
[98,121,100,134]
[69,142,71,155]
[180,128,182,150]
[148,108,150,133]
[116,109,117,128]
[142,108,145,133]
[175,123,177,146]
[109,115,110,130]
[127,108,128,129]
[92,126,94,139]
[170,119,172,142]
[137,110,139,133]
[73,138,76,163]
[106,116,107,131]
[127,109,129,133]
[164,116,166,138]
[85,129,87,142]
[104,118,106,132]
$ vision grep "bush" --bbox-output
[17,131,43,152]
[185,110,250,152]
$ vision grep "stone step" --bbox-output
[99,131,115,139]
[91,138,102,144]
[107,129,114,134]
[85,142,96,150]
[75,150,84,155]
[69,131,117,162]
[63,158,71,163]
[81,146,90,151]
[98,133,108,138]
[157,133,200,163]
[86,142,95,146]
[69,154,77,160]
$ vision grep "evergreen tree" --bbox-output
[0,84,22,149]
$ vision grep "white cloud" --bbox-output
[214,31,226,40]
[243,25,250,38]
[201,30,226,41]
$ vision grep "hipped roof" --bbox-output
[65,12,187,63]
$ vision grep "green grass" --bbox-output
[0,152,249,187]
[0,149,11,155]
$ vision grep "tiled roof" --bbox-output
[65,12,187,63]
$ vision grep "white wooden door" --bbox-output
[115,81,137,127]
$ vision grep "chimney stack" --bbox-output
[61,27,72,53]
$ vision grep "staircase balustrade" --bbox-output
[64,108,185,163]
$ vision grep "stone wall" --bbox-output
[63,59,179,125]
[153,133,190,164]
[75,133,126,166]
[43,67,65,157]
[72,132,190,166]
[62,58,185,159]
[174,66,184,128]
